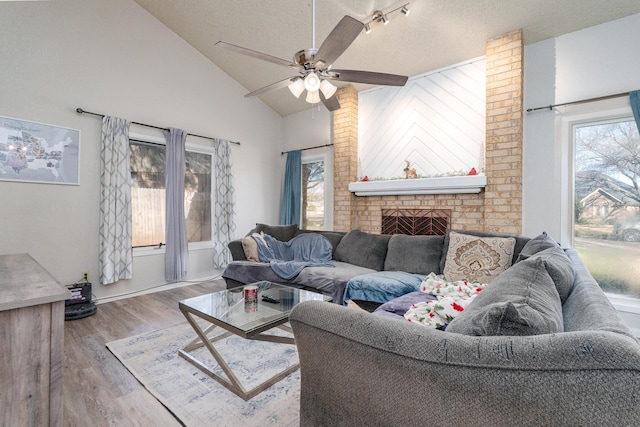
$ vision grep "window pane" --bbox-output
[130,141,213,247]
[130,142,165,247]
[302,161,324,230]
[185,151,211,242]
[574,119,640,299]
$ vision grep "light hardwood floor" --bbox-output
[63,279,226,426]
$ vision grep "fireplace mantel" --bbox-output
[348,175,487,196]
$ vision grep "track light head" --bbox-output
[401,6,410,16]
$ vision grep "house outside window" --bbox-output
[130,137,213,248]
[572,113,640,304]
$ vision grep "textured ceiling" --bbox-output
[133,0,640,117]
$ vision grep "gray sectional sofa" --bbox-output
[225,224,640,424]
[289,241,640,426]
[222,223,528,306]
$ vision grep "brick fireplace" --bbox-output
[332,30,523,235]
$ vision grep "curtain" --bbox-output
[213,139,236,268]
[164,128,188,281]
[631,90,640,132]
[99,116,132,285]
[280,150,302,226]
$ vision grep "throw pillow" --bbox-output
[442,231,516,283]
[516,231,560,262]
[439,229,530,273]
[446,255,565,336]
[334,229,391,271]
[242,232,264,262]
[527,246,575,304]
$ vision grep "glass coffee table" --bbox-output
[178,281,331,400]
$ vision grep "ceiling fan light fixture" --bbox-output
[306,90,321,104]
[288,78,305,98]
[364,23,371,34]
[382,14,389,25]
[320,79,337,99]
[304,72,321,92]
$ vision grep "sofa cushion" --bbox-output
[526,246,575,303]
[249,223,298,242]
[446,254,565,336]
[383,234,444,275]
[334,229,391,271]
[442,231,516,283]
[439,229,530,272]
[516,231,561,262]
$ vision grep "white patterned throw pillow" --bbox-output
[443,231,516,283]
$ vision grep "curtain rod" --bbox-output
[526,91,630,113]
[281,143,334,155]
[76,107,240,146]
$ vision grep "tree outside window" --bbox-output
[574,118,640,299]
[130,141,212,247]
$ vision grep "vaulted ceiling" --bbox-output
[134,0,640,117]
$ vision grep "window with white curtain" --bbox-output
[129,135,213,248]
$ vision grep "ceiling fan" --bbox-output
[216,0,409,111]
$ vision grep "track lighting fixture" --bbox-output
[364,3,410,33]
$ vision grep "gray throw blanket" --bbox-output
[253,233,334,279]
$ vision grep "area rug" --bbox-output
[106,322,300,426]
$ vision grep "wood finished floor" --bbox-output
[63,279,226,427]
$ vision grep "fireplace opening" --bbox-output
[381,209,450,235]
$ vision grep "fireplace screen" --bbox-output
[381,209,450,236]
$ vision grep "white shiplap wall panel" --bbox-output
[358,58,486,179]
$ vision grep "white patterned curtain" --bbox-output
[213,140,236,268]
[99,116,132,285]
[164,128,189,281]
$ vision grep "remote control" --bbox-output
[262,295,280,304]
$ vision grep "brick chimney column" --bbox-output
[484,29,523,234]
[333,85,359,231]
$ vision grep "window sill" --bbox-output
[348,175,487,196]
[133,241,214,257]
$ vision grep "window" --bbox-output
[300,151,333,230]
[573,115,640,301]
[130,139,212,248]
[301,159,325,230]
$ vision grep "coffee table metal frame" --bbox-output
[178,283,329,400]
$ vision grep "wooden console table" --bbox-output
[0,253,70,427]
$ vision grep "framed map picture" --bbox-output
[0,115,80,185]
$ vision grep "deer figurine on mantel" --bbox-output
[404,160,418,179]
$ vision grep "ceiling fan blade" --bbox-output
[245,77,298,98]
[216,41,301,70]
[320,91,341,111]
[315,16,364,67]
[330,69,409,86]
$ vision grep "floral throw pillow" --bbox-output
[443,231,516,283]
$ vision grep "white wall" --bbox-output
[283,107,333,228]
[0,0,284,300]
[358,58,486,180]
